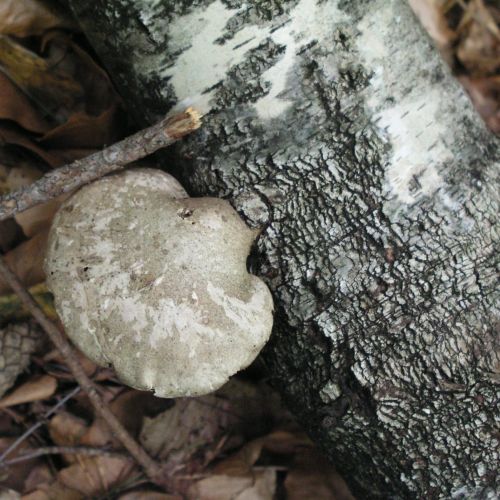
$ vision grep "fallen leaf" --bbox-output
[187,470,276,500]
[0,125,61,167]
[23,462,53,495]
[0,230,48,295]
[4,164,66,237]
[140,395,234,471]
[42,347,109,381]
[21,481,84,500]
[0,488,20,499]
[284,447,354,500]
[0,374,57,408]
[0,35,84,124]
[0,219,22,253]
[409,0,455,64]
[0,72,50,133]
[57,456,135,497]
[460,75,500,134]
[0,437,44,492]
[118,491,182,500]
[0,0,75,38]
[81,389,172,450]
[15,194,66,238]
[48,412,88,463]
[39,105,123,150]
[456,0,500,76]
[0,283,56,324]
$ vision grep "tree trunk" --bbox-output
[65,0,500,497]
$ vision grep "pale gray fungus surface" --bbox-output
[44,169,274,397]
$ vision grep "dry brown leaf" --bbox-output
[0,125,61,167]
[0,0,75,38]
[0,35,84,123]
[118,491,182,500]
[0,219,22,253]
[21,481,84,500]
[456,0,500,75]
[0,438,39,492]
[15,194,66,238]
[23,463,53,495]
[0,374,57,408]
[409,0,456,63]
[39,105,123,150]
[0,488,20,499]
[0,230,48,296]
[187,470,276,500]
[81,389,172,450]
[4,164,67,236]
[57,456,135,497]
[140,395,234,470]
[48,412,88,462]
[42,347,111,381]
[460,74,500,133]
[285,447,354,500]
[0,72,50,133]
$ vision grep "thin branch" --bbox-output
[0,386,80,463]
[1,445,130,467]
[0,257,166,485]
[0,108,201,222]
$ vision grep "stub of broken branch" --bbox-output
[0,108,201,222]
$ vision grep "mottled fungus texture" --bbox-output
[44,169,273,397]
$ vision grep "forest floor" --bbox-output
[0,1,498,499]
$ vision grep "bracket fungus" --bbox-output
[44,169,274,397]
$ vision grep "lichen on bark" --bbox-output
[66,0,500,497]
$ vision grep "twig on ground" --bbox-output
[1,445,130,466]
[0,386,80,463]
[0,257,167,486]
[0,108,201,222]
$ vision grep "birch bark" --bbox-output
[66,0,500,497]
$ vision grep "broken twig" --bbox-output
[0,257,167,485]
[1,445,130,467]
[0,386,80,463]
[0,108,201,222]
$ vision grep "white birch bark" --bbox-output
[66,0,500,497]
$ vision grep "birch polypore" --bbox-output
[44,169,274,397]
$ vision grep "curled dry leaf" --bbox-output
[455,0,500,76]
[48,412,88,463]
[0,283,56,324]
[0,374,56,408]
[0,72,50,134]
[0,488,20,499]
[0,125,61,167]
[5,164,67,237]
[0,230,48,296]
[0,437,41,492]
[21,481,84,500]
[409,0,456,63]
[284,447,354,500]
[460,74,500,133]
[57,456,135,498]
[0,35,84,124]
[140,395,235,470]
[187,470,276,500]
[0,0,75,38]
[118,491,182,500]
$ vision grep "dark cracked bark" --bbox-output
[65,0,499,498]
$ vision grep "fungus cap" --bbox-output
[44,169,273,397]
